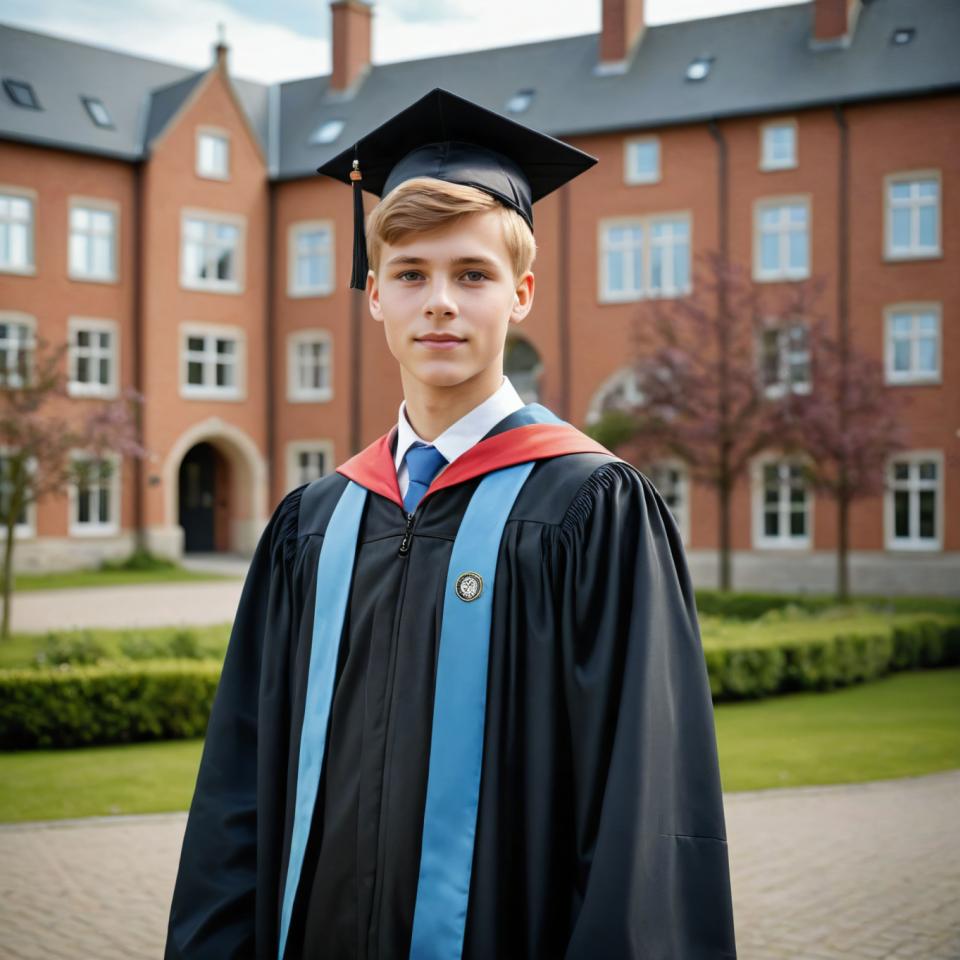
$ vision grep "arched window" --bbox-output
[504,336,542,403]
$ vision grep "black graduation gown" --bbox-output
[165,406,737,960]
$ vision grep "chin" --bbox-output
[406,361,477,389]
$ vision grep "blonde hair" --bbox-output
[365,177,536,284]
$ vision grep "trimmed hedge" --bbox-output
[705,618,960,702]
[1,618,958,749]
[0,660,220,749]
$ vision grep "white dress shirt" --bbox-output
[394,375,526,499]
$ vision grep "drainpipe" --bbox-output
[557,183,571,420]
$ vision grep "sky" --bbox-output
[0,0,804,84]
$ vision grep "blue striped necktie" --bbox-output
[403,442,447,514]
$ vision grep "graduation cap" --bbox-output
[315,87,598,290]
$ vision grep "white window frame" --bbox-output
[286,440,335,491]
[623,136,661,185]
[759,118,798,171]
[585,366,646,425]
[179,208,245,294]
[68,449,121,537]
[884,170,941,261]
[0,446,36,539]
[0,185,37,276]
[68,196,119,283]
[180,323,246,401]
[751,454,813,550]
[287,329,333,403]
[758,318,812,398]
[884,450,943,552]
[0,311,37,388]
[67,316,119,398]
[648,459,689,545]
[196,126,231,181]
[288,220,335,297]
[598,212,692,303]
[884,302,941,385]
[753,196,811,282]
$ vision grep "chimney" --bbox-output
[811,0,861,48]
[599,0,647,69]
[330,0,373,94]
[213,21,229,71]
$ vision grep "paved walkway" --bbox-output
[1,770,958,959]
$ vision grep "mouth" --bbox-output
[415,333,466,349]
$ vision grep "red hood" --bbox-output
[337,421,617,510]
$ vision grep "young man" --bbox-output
[166,88,736,959]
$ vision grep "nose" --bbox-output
[423,275,457,319]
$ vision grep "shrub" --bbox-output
[32,631,107,668]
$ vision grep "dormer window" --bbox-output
[81,96,113,128]
[310,119,345,146]
[505,89,535,114]
[685,56,713,82]
[891,27,915,45]
[2,79,41,110]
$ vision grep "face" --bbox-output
[367,208,534,393]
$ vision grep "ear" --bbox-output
[508,270,535,326]
[367,269,383,323]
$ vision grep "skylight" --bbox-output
[81,96,113,128]
[891,27,915,45]
[310,119,345,145]
[685,56,714,82]
[506,89,535,114]
[2,78,41,110]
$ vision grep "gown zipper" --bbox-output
[397,510,416,557]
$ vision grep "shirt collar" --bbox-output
[394,375,526,471]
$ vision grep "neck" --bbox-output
[401,367,504,442]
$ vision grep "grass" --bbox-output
[13,567,236,592]
[0,668,956,823]
[716,667,960,791]
[0,623,232,669]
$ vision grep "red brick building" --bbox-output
[0,0,957,593]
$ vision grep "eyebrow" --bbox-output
[385,255,499,268]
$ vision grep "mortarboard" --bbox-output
[315,87,598,290]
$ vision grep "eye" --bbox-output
[396,270,423,281]
[461,270,488,282]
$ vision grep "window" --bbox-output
[0,189,35,274]
[649,461,689,543]
[760,120,797,170]
[885,304,940,384]
[67,318,118,397]
[753,457,812,549]
[885,172,940,259]
[2,79,40,110]
[586,366,645,425]
[685,57,713,81]
[181,211,244,292]
[0,448,36,538]
[69,200,118,282]
[288,330,332,402]
[754,198,810,280]
[759,320,810,397]
[287,441,335,490]
[0,314,36,388]
[504,336,543,403]
[196,130,230,179]
[288,222,334,297]
[624,136,660,185]
[81,96,113,128]
[69,452,120,536]
[599,214,691,302]
[181,325,244,399]
[505,89,535,114]
[309,119,345,146]
[885,453,942,550]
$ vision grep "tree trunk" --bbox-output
[718,473,732,591]
[1,512,15,641]
[836,482,850,603]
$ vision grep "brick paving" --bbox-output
[0,771,958,959]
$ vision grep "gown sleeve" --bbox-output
[555,462,737,959]
[164,484,304,959]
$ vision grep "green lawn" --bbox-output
[0,668,956,823]
[13,567,236,592]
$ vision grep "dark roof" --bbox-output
[2,0,957,178]
[0,23,269,161]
